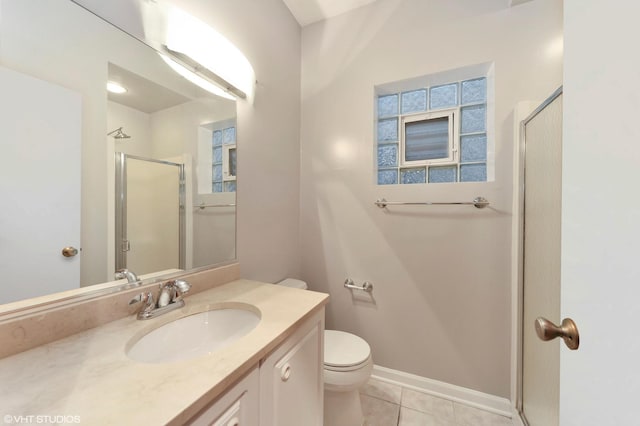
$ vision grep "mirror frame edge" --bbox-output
[0,260,239,321]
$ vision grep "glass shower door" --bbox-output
[520,90,563,425]
[115,152,184,276]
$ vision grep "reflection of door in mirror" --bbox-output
[115,153,185,276]
[0,66,81,304]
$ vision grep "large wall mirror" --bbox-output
[0,0,238,308]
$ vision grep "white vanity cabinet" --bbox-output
[186,308,324,426]
[188,367,260,426]
[259,310,324,426]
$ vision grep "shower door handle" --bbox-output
[535,317,580,350]
[61,246,79,257]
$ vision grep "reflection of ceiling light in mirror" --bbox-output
[159,54,235,100]
[166,6,255,102]
[107,81,127,94]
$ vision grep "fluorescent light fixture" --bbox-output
[159,54,235,100]
[107,81,127,94]
[166,6,255,102]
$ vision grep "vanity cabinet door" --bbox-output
[259,309,324,426]
[187,367,259,426]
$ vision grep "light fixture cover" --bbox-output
[165,6,255,101]
[159,54,235,100]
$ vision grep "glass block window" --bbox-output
[401,168,426,184]
[401,89,427,114]
[378,94,398,117]
[460,134,487,162]
[460,163,487,182]
[222,127,236,145]
[376,76,488,185]
[378,144,398,167]
[461,105,486,134]
[377,118,398,142]
[211,121,237,193]
[429,166,457,183]
[430,83,458,109]
[461,78,487,104]
[378,168,398,185]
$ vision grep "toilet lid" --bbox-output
[324,330,371,368]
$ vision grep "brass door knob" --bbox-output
[535,317,580,350]
[61,246,79,257]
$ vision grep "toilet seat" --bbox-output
[324,330,371,371]
[324,354,372,372]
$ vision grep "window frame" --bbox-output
[223,144,237,182]
[400,108,459,168]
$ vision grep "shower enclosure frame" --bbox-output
[114,152,186,272]
[515,86,563,426]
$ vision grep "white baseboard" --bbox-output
[371,365,512,418]
[511,409,526,426]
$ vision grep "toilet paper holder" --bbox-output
[344,278,373,293]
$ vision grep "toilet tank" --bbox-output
[276,278,308,290]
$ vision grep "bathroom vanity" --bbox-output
[0,279,328,425]
[190,307,324,426]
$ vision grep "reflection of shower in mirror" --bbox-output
[107,126,131,140]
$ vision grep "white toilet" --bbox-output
[277,279,373,426]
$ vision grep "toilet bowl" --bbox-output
[277,279,373,426]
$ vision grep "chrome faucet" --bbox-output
[115,268,139,283]
[129,279,192,320]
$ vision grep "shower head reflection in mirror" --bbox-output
[107,127,132,140]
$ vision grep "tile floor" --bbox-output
[360,378,512,426]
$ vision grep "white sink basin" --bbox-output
[126,307,261,363]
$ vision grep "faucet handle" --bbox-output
[129,292,154,307]
[174,279,191,294]
[164,279,191,302]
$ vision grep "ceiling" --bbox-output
[282,0,380,26]
[107,63,192,114]
[282,0,535,26]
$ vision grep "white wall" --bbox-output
[300,0,562,397]
[107,101,153,157]
[168,0,303,282]
[561,1,640,424]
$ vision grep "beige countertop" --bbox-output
[0,279,329,425]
